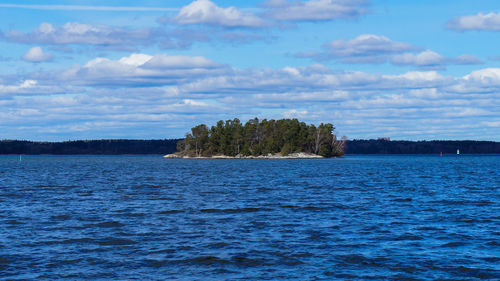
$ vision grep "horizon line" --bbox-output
[1,139,498,143]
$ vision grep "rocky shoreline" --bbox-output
[163,152,324,159]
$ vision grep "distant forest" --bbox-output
[0,139,178,155]
[176,118,345,157]
[345,139,500,154]
[0,138,499,155]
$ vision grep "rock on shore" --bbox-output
[163,152,324,159]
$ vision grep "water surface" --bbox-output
[1,155,499,280]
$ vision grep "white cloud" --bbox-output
[118,53,153,67]
[298,36,481,68]
[282,109,310,119]
[265,0,368,21]
[142,54,221,69]
[2,21,266,50]
[380,71,450,89]
[173,0,267,27]
[22,46,53,62]
[463,68,500,85]
[447,12,500,31]
[20,80,37,88]
[299,34,417,63]
[59,53,228,87]
[4,22,155,47]
[391,50,481,68]
[391,50,443,67]
[453,54,483,64]
[0,80,63,96]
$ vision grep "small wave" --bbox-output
[428,199,466,205]
[392,198,412,202]
[417,226,443,231]
[1,193,23,198]
[145,255,264,268]
[307,185,324,189]
[390,221,411,225]
[440,265,500,279]
[230,255,267,266]
[35,184,58,188]
[480,256,500,263]
[50,214,71,220]
[167,255,267,267]
[455,218,493,223]
[336,254,389,268]
[149,248,175,254]
[183,256,231,265]
[470,200,493,206]
[94,221,124,228]
[394,234,424,241]
[48,258,84,266]
[280,204,346,210]
[429,199,492,206]
[359,182,374,187]
[485,241,500,246]
[123,212,145,217]
[391,265,422,275]
[5,219,25,225]
[200,207,265,214]
[324,272,359,279]
[60,238,95,244]
[145,259,169,268]
[207,242,230,248]
[304,205,330,211]
[97,237,137,246]
[135,184,162,188]
[440,241,468,247]
[158,209,184,214]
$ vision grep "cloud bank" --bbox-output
[296,34,482,68]
[1,53,498,140]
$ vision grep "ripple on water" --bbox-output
[199,207,266,214]
[92,221,124,228]
[96,237,138,246]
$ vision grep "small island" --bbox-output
[164,118,346,159]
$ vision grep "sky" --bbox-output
[0,0,499,141]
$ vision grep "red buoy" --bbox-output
[440,152,443,157]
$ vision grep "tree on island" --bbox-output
[176,118,346,157]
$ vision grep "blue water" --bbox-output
[0,155,499,280]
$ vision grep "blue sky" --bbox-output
[0,0,499,141]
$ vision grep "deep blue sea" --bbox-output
[0,155,499,280]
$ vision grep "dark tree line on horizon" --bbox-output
[0,138,499,155]
[0,139,178,155]
[176,118,346,157]
[344,139,500,154]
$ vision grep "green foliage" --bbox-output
[177,118,345,157]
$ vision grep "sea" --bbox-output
[0,155,499,280]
